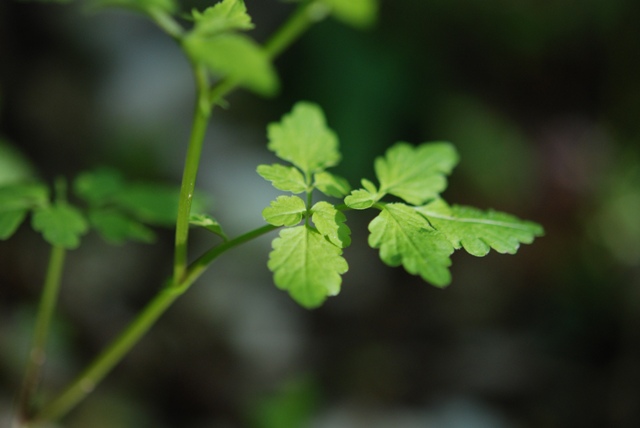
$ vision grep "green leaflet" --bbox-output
[257,164,308,194]
[415,198,545,256]
[0,183,50,240]
[268,226,348,309]
[263,195,307,227]
[0,211,28,240]
[191,0,254,36]
[0,139,38,185]
[313,171,351,198]
[319,0,378,28]
[183,33,278,97]
[74,168,125,207]
[375,142,459,205]
[88,209,156,244]
[345,179,380,209]
[311,201,351,248]
[368,203,453,287]
[32,203,88,249]
[190,213,228,241]
[267,102,340,175]
[95,0,177,14]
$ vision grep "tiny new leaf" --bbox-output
[313,171,351,198]
[267,102,340,175]
[268,226,348,308]
[415,198,544,256]
[191,0,254,37]
[375,142,459,205]
[311,201,351,248]
[262,195,307,227]
[257,164,307,194]
[190,213,228,241]
[368,203,453,287]
[32,203,88,249]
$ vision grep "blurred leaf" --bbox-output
[262,195,306,227]
[94,0,177,14]
[191,0,254,37]
[89,209,156,244]
[0,138,39,185]
[416,198,544,256]
[319,0,378,28]
[0,211,28,240]
[189,213,228,241]
[74,168,125,207]
[0,183,49,212]
[32,203,88,249]
[313,171,351,197]
[183,33,278,96]
[113,183,184,226]
[257,164,308,194]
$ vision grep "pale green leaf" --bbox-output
[73,168,125,206]
[32,203,88,249]
[313,171,351,198]
[0,210,27,240]
[190,213,228,241]
[361,178,377,194]
[257,164,307,194]
[263,195,307,226]
[344,188,378,210]
[0,183,49,212]
[267,102,340,175]
[191,0,254,36]
[320,0,378,28]
[268,225,348,308]
[375,142,459,205]
[368,203,453,286]
[415,198,544,256]
[89,209,155,244]
[311,201,351,248]
[183,33,278,96]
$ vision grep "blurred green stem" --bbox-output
[15,246,66,426]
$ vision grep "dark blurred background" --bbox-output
[2,0,640,427]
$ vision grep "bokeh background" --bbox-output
[2,0,640,427]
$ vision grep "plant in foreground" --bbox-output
[0,0,543,426]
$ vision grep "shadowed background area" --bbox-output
[1,0,640,427]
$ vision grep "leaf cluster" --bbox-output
[260,102,544,308]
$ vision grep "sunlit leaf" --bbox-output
[257,164,307,194]
[191,0,254,36]
[311,201,350,248]
[313,171,350,198]
[262,195,307,227]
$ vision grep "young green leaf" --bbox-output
[319,0,378,28]
[183,33,278,96]
[31,203,88,249]
[191,0,254,37]
[257,164,308,194]
[368,203,453,287]
[311,201,351,248]
[262,195,307,227]
[268,225,348,308]
[190,213,228,241]
[267,102,340,175]
[375,142,459,205]
[415,198,544,256]
[313,171,351,198]
[344,188,378,210]
[88,209,156,244]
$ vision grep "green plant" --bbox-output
[0,0,543,426]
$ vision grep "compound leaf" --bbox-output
[89,209,155,244]
[313,171,351,198]
[268,225,348,308]
[263,195,307,227]
[267,102,340,175]
[311,201,351,248]
[415,198,544,256]
[257,164,307,194]
[368,203,453,287]
[375,142,459,205]
[319,0,378,28]
[183,33,278,96]
[191,0,254,36]
[32,203,88,249]
[190,213,228,241]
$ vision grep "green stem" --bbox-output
[30,225,278,426]
[173,64,211,283]
[15,246,66,425]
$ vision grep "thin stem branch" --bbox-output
[15,246,66,425]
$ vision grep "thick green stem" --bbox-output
[15,246,66,425]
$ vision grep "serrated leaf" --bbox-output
[267,102,340,175]
[263,195,307,226]
[190,213,228,241]
[73,168,125,206]
[89,209,155,244]
[32,203,88,249]
[368,203,453,286]
[183,33,278,96]
[311,201,351,248]
[415,198,544,256]
[375,142,459,205]
[0,183,49,212]
[344,188,378,210]
[313,171,351,198]
[257,164,307,194]
[0,210,27,240]
[320,0,378,28]
[191,0,254,37]
[268,225,348,308]
[95,0,177,14]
